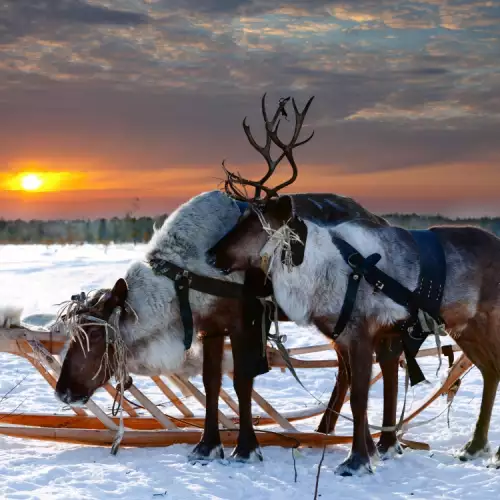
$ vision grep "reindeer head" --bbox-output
[207,93,314,274]
[55,279,129,406]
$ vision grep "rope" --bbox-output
[266,316,465,435]
[253,207,303,276]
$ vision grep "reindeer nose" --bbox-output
[55,387,72,404]
[54,388,89,406]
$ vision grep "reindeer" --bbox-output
[209,97,500,475]
[53,95,398,467]
[52,188,369,462]
[55,190,274,462]
[206,93,408,468]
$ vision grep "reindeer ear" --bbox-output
[288,217,308,266]
[109,278,128,308]
[268,196,293,225]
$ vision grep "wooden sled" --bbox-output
[0,324,472,451]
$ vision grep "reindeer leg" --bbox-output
[492,447,500,469]
[458,369,498,461]
[316,344,350,434]
[229,332,262,462]
[335,332,374,476]
[377,353,403,458]
[364,412,378,460]
[188,334,225,461]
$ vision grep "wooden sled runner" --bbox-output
[0,323,472,451]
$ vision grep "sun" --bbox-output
[20,173,44,191]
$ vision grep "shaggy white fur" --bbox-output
[117,190,244,377]
[0,305,23,328]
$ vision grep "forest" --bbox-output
[1,213,499,244]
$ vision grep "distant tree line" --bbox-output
[0,212,499,244]
[384,213,500,236]
[0,214,168,244]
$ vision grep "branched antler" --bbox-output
[223,93,315,204]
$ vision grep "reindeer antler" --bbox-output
[223,93,315,204]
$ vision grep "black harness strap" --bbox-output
[149,257,251,350]
[398,230,447,385]
[330,230,446,386]
[148,257,275,369]
[332,248,382,337]
[149,258,248,300]
[399,230,447,356]
[174,274,195,350]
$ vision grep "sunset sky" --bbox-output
[1,0,499,220]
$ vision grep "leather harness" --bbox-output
[330,229,447,386]
[145,193,446,387]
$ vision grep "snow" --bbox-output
[0,243,499,499]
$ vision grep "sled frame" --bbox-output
[0,326,470,450]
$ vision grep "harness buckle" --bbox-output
[175,270,191,280]
[175,270,192,289]
[375,280,384,291]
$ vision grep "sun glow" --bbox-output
[20,173,43,191]
[2,170,81,192]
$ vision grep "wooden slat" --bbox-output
[219,387,240,415]
[24,340,119,431]
[169,374,235,429]
[0,427,382,448]
[25,355,87,417]
[287,344,336,355]
[166,375,193,399]
[102,384,138,417]
[401,353,472,426]
[0,404,327,430]
[0,327,66,355]
[268,344,462,370]
[227,373,296,432]
[151,376,194,417]
[127,385,177,430]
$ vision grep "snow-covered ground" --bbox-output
[0,243,499,499]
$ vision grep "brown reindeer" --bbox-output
[209,100,500,475]
[208,93,405,463]
[209,193,500,474]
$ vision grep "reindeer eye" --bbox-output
[88,327,105,341]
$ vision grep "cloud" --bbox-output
[0,0,499,218]
[344,100,500,123]
[0,0,148,44]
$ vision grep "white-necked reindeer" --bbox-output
[54,94,398,466]
[209,100,500,476]
[55,190,263,461]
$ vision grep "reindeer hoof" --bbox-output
[229,446,263,463]
[334,452,373,477]
[377,440,403,460]
[188,443,224,463]
[487,450,500,469]
[456,441,491,462]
